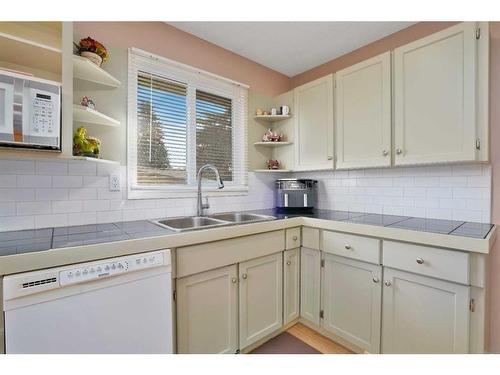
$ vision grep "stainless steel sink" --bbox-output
[152,212,276,232]
[154,216,227,232]
[209,212,276,223]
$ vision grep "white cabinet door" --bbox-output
[293,74,334,171]
[300,247,321,325]
[239,253,283,349]
[177,265,238,354]
[335,52,392,169]
[322,254,382,353]
[394,22,478,165]
[284,248,300,325]
[382,268,470,354]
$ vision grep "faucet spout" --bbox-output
[197,164,224,216]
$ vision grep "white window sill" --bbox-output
[127,186,249,200]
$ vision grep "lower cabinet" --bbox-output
[381,268,470,354]
[300,247,321,324]
[283,248,300,325]
[322,254,382,353]
[239,253,283,349]
[176,265,238,354]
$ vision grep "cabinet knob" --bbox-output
[396,148,403,155]
[344,244,351,250]
[292,235,298,241]
[327,155,334,160]
[384,281,392,287]
[372,277,380,283]
[242,273,247,280]
[231,277,237,284]
[286,260,292,266]
[416,257,424,265]
[382,150,389,156]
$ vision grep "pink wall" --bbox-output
[74,22,291,97]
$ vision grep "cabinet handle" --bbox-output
[396,148,402,155]
[382,150,389,156]
[292,235,298,241]
[384,281,392,287]
[231,277,238,284]
[344,244,351,250]
[286,260,292,266]
[372,277,380,283]
[416,257,424,265]
[242,273,247,280]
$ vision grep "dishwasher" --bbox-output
[2,249,173,354]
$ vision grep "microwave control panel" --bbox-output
[30,90,58,137]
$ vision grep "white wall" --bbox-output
[0,156,275,231]
[293,164,491,223]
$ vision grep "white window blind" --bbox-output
[128,48,248,199]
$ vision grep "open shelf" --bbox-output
[254,115,291,122]
[69,156,120,165]
[253,169,292,173]
[253,142,292,147]
[73,105,120,127]
[73,55,121,88]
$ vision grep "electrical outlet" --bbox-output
[110,174,121,192]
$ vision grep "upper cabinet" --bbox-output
[293,74,334,171]
[393,22,488,165]
[335,52,392,169]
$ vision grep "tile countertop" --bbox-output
[0,209,494,259]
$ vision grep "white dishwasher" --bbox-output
[3,249,173,354]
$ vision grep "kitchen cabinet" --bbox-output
[176,265,238,354]
[335,52,391,169]
[381,268,470,353]
[239,253,283,349]
[321,254,382,353]
[300,247,321,324]
[283,248,300,325]
[393,22,485,165]
[293,74,334,171]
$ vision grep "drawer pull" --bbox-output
[242,273,247,280]
[384,281,392,287]
[372,277,379,283]
[344,244,352,250]
[416,257,424,265]
[292,235,298,241]
[231,277,238,284]
[286,260,292,266]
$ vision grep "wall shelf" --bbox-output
[254,115,291,122]
[73,104,120,127]
[253,169,292,173]
[73,55,121,88]
[253,142,292,147]
[69,156,120,165]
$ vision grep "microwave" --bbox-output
[0,70,61,151]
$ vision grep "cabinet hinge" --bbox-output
[319,310,324,319]
[476,28,481,40]
[173,290,177,302]
[321,259,325,268]
[476,138,481,150]
[470,298,475,312]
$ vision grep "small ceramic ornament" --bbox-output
[256,108,263,115]
[267,159,280,170]
[81,96,96,109]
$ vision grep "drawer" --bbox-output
[383,241,470,284]
[302,227,320,249]
[177,230,285,278]
[322,231,380,264]
[286,227,301,250]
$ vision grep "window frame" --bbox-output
[127,48,248,200]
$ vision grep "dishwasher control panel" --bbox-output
[59,251,165,286]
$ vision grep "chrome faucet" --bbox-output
[197,164,224,216]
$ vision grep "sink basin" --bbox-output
[154,216,227,232]
[209,212,276,223]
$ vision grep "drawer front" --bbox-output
[286,227,301,250]
[383,241,470,284]
[322,231,381,264]
[177,230,285,278]
[302,227,320,249]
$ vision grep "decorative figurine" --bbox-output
[267,159,281,170]
[80,96,96,109]
[256,108,263,116]
[73,127,101,158]
[262,129,283,142]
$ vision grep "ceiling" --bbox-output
[168,22,415,76]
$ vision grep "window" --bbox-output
[128,48,248,199]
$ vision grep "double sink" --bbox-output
[152,212,277,232]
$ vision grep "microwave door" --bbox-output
[0,82,14,142]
